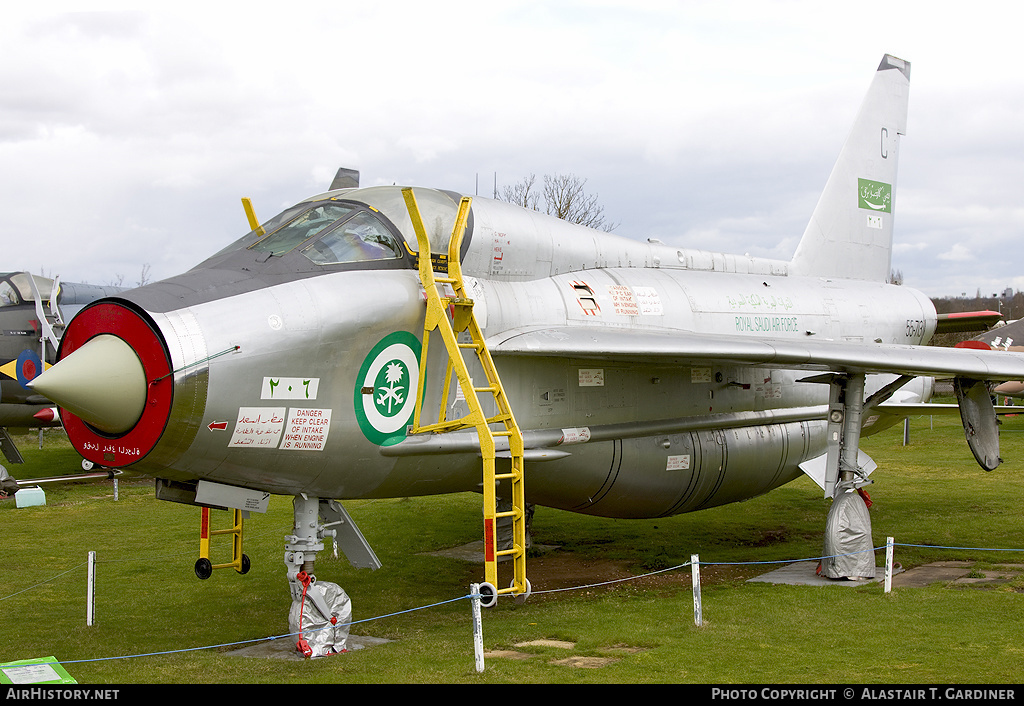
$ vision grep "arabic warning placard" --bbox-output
[633,286,663,315]
[229,407,286,448]
[280,407,332,451]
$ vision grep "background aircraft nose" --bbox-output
[29,334,147,434]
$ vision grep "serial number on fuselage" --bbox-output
[906,319,926,338]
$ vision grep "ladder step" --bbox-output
[413,420,474,434]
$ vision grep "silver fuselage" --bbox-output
[70,189,935,519]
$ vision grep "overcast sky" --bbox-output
[2,1,1022,298]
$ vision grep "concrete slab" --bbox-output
[947,562,1024,588]
[225,634,392,660]
[550,655,620,668]
[484,649,535,660]
[747,561,895,586]
[889,561,973,588]
[746,560,1019,589]
[889,561,1022,588]
[515,639,575,650]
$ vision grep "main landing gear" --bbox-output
[809,371,1002,580]
[805,372,912,580]
[819,373,876,579]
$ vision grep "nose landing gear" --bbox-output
[284,495,377,657]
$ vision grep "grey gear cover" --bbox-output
[289,580,351,657]
[821,487,875,580]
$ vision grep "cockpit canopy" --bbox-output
[249,202,404,265]
[0,273,53,308]
[202,186,467,273]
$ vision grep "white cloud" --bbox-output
[938,243,975,263]
[1,2,1023,297]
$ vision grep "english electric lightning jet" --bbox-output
[0,272,122,464]
[29,55,1024,656]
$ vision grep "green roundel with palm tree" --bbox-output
[353,331,422,446]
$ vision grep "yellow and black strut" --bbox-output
[401,188,527,605]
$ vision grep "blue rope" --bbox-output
[51,594,473,666]
[8,539,1024,667]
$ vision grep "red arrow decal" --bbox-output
[208,421,228,431]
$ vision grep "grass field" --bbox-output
[2,410,1023,685]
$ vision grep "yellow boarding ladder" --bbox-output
[195,507,250,579]
[401,188,528,604]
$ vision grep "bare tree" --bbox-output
[107,263,151,288]
[500,173,541,211]
[541,173,617,231]
[136,263,152,288]
[499,173,618,232]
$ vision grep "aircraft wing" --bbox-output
[386,327,1024,465]
[488,326,1024,381]
[875,403,1022,416]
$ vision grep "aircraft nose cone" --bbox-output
[29,334,147,434]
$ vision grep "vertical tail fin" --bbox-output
[790,55,911,281]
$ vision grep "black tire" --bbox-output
[194,557,213,580]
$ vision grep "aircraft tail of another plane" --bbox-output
[789,54,911,282]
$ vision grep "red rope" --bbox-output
[294,571,339,658]
[295,571,313,658]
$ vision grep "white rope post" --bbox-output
[86,551,96,626]
[691,554,703,627]
[470,583,484,673]
[884,536,894,593]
